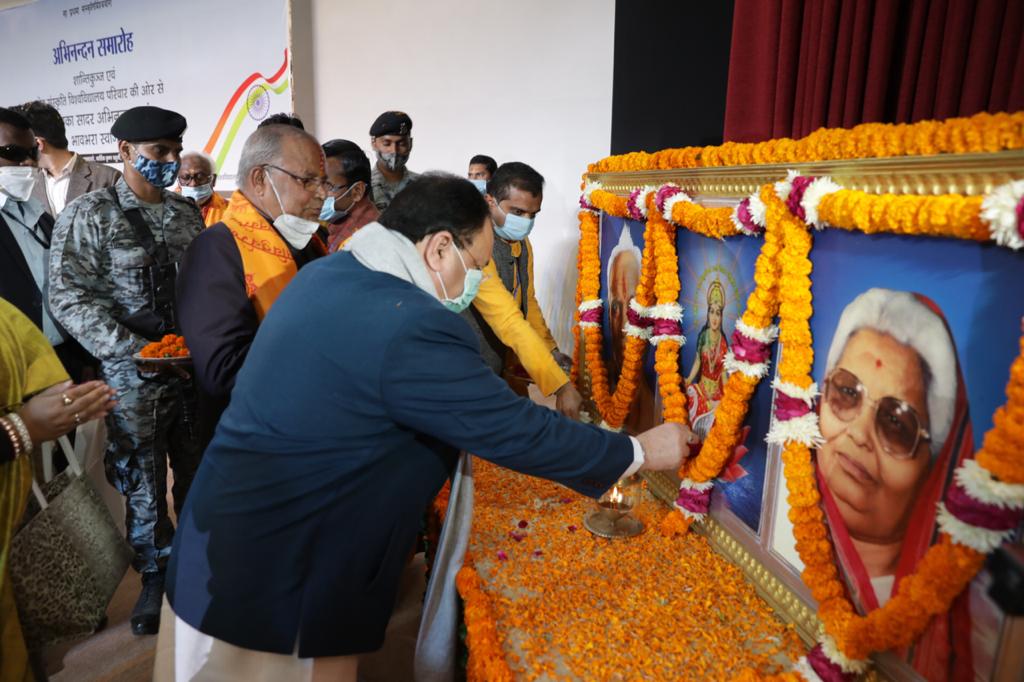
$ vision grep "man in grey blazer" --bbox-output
[14,100,121,217]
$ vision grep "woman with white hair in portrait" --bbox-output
[816,287,974,680]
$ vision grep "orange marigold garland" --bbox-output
[646,193,687,424]
[456,561,515,682]
[575,186,660,428]
[666,194,739,239]
[587,111,1024,174]
[570,218,584,385]
[818,190,989,240]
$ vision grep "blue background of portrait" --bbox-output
[809,230,1024,446]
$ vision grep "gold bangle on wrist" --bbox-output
[6,413,32,455]
[0,416,24,459]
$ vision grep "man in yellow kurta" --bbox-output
[464,162,583,419]
[176,151,228,227]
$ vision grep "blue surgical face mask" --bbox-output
[493,204,534,241]
[435,244,483,313]
[469,178,487,194]
[319,196,337,221]
[319,184,356,222]
[133,148,180,189]
[181,183,214,204]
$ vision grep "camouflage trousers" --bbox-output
[102,361,202,574]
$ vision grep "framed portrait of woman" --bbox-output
[766,228,1024,681]
[599,214,659,433]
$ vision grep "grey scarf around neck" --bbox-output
[345,223,473,682]
[342,221,438,297]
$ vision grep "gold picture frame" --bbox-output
[576,149,1024,680]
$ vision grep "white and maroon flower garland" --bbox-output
[937,458,1024,553]
[656,183,693,224]
[724,319,779,379]
[980,178,1024,251]
[646,302,686,347]
[579,180,602,213]
[577,299,603,329]
[625,185,658,222]
[788,636,867,682]
[623,299,654,340]
[774,170,843,230]
[765,379,824,447]
[731,193,767,236]
[675,477,714,521]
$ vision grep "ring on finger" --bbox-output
[62,393,73,406]
[73,412,81,425]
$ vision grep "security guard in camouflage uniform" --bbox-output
[48,106,203,636]
[369,110,420,212]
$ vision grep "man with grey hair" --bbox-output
[176,123,328,450]
[176,150,226,226]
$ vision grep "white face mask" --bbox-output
[181,183,214,204]
[0,166,38,203]
[266,170,320,250]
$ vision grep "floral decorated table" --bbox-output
[445,459,806,681]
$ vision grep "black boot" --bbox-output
[130,571,164,635]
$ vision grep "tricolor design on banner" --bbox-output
[203,49,291,174]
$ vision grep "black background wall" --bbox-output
[611,1,735,154]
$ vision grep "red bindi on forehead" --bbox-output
[875,359,883,369]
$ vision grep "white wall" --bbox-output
[291,0,615,351]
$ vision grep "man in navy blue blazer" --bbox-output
[161,174,693,680]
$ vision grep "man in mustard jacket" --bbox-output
[463,162,583,419]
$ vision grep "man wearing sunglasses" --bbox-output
[175,123,328,457]
[0,107,95,386]
[12,100,121,218]
[48,105,205,637]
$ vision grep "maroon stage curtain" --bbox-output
[723,0,1024,143]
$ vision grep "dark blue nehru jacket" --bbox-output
[166,250,634,657]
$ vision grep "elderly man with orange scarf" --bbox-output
[175,124,328,451]
[176,151,228,227]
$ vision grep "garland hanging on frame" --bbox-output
[572,111,1024,678]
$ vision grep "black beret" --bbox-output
[369,111,412,137]
[111,106,187,142]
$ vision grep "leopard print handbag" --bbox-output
[8,436,132,651]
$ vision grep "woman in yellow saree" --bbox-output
[0,298,115,681]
